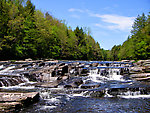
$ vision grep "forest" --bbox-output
[0,0,150,61]
[105,13,150,61]
[0,0,102,60]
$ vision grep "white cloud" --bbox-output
[68,8,135,31]
[68,8,84,13]
[93,14,135,31]
[95,23,103,27]
[70,14,80,19]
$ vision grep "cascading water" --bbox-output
[0,64,32,87]
[88,68,125,83]
[0,61,150,113]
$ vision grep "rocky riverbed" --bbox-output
[0,59,150,112]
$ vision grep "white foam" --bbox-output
[0,65,4,69]
[109,74,125,81]
[49,97,60,103]
[41,105,56,110]
[104,89,114,98]
[0,85,35,89]
[71,93,84,97]
[0,66,15,73]
[118,94,150,99]
[18,81,37,86]
[70,91,90,97]
[88,68,126,82]
[88,69,107,83]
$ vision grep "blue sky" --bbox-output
[31,0,150,50]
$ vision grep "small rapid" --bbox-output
[0,61,150,112]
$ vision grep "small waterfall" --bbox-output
[0,65,4,70]
[22,77,30,82]
[1,79,9,87]
[12,78,20,84]
[119,90,141,96]
[118,90,150,98]
[5,79,11,86]
[88,68,125,83]
[0,76,30,87]
[0,81,4,87]
[104,88,113,97]
[88,69,104,83]
[0,66,15,73]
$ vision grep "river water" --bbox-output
[0,61,150,113]
[22,70,150,112]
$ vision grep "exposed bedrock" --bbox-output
[0,92,40,112]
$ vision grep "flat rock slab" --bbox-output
[0,92,39,102]
[135,77,150,81]
[130,73,150,81]
[35,81,59,88]
[0,92,39,112]
[131,73,150,78]
[0,102,21,109]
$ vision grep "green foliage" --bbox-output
[0,0,102,60]
[104,13,150,61]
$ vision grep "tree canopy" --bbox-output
[0,0,102,60]
[104,13,150,61]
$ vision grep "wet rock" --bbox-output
[64,84,77,88]
[81,83,100,89]
[130,73,150,81]
[0,92,39,102]
[73,78,83,86]
[91,63,99,67]
[62,65,68,75]
[131,73,150,78]
[80,69,89,76]
[38,62,45,67]
[121,60,130,63]
[130,66,144,74]
[0,76,27,87]
[57,75,69,81]
[144,66,150,73]
[60,77,83,88]
[107,85,150,97]
[86,90,105,97]
[0,102,22,112]
[24,72,38,82]
[0,92,39,112]
[134,60,150,67]
[35,81,59,88]
[25,58,32,62]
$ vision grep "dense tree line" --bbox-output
[105,13,150,61]
[0,0,102,60]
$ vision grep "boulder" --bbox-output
[60,77,83,88]
[86,90,105,97]
[130,66,144,74]
[0,92,39,112]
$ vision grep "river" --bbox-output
[0,61,150,113]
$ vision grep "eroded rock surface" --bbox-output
[0,92,39,112]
